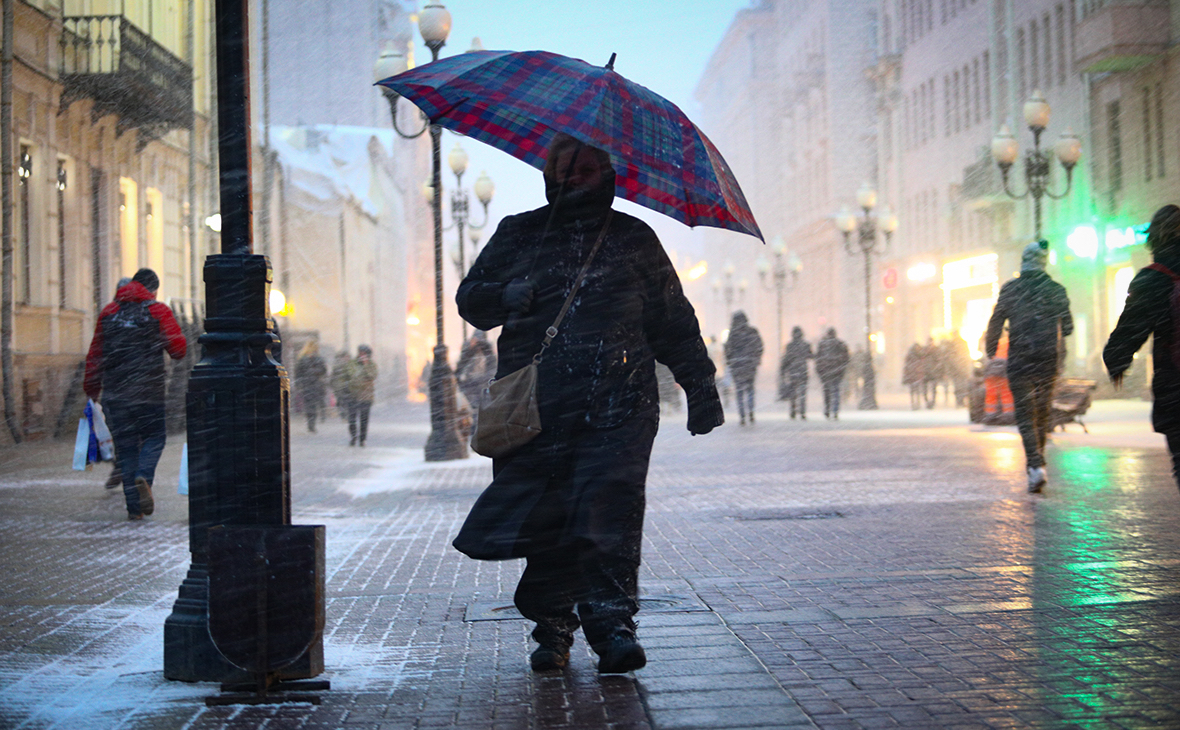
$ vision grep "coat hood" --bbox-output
[114,281,157,304]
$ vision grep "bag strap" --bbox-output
[1148,262,1180,280]
[534,210,614,363]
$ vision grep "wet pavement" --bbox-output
[1,396,1178,729]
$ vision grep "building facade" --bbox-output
[695,0,879,389]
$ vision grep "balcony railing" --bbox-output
[59,15,193,135]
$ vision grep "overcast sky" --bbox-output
[423,0,756,262]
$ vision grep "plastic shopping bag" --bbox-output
[88,400,114,462]
[178,443,189,496]
[72,417,90,471]
[83,402,99,465]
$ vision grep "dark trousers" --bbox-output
[789,378,807,418]
[306,401,321,432]
[507,416,654,652]
[734,376,755,422]
[104,401,166,516]
[822,378,841,417]
[1008,368,1056,469]
[348,401,371,444]
[1165,433,1180,490]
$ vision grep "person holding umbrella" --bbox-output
[454,134,724,674]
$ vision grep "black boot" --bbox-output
[593,627,646,674]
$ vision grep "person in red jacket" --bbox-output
[84,268,187,519]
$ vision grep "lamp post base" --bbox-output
[425,344,469,462]
[859,363,879,410]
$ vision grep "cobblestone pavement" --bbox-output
[1,397,1178,729]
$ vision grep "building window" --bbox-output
[1157,83,1167,178]
[1030,21,1039,93]
[19,145,31,304]
[1144,88,1154,183]
[945,75,952,136]
[1017,28,1027,99]
[1108,100,1123,194]
[1056,5,1067,86]
[57,160,67,308]
[973,59,982,124]
[982,50,991,118]
[1043,13,1052,90]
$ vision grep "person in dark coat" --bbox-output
[723,311,763,425]
[815,328,850,420]
[986,240,1073,492]
[921,338,944,409]
[453,134,724,675]
[456,329,497,414]
[294,341,328,433]
[83,268,187,519]
[780,326,813,419]
[1104,204,1180,489]
[942,334,972,407]
[902,343,924,410]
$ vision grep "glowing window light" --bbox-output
[907,262,937,282]
[1066,225,1099,258]
[684,261,708,281]
[942,254,998,291]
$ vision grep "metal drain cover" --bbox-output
[464,593,709,622]
[732,510,844,521]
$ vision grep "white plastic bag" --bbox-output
[178,443,189,495]
[72,418,89,471]
[88,399,114,462]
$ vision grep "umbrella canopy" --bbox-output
[377,50,763,241]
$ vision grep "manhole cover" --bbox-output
[465,593,709,622]
[732,510,844,521]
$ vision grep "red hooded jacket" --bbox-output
[84,281,187,404]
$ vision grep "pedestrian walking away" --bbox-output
[83,268,187,519]
[456,329,497,418]
[921,338,944,409]
[986,240,1073,492]
[295,340,328,433]
[330,351,352,421]
[780,326,813,420]
[346,345,378,446]
[724,311,763,425]
[903,343,925,410]
[1104,204,1180,489]
[815,328,850,420]
[453,134,724,675]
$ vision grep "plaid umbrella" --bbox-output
[377,50,763,241]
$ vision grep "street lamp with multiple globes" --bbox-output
[756,234,802,355]
[373,1,467,461]
[444,141,494,340]
[990,90,1083,240]
[712,260,747,319]
[836,183,898,411]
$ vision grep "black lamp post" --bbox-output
[756,235,801,356]
[372,1,467,461]
[164,0,320,682]
[991,90,1082,240]
[836,184,897,411]
[712,261,746,320]
[444,141,494,341]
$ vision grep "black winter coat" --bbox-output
[724,321,763,383]
[985,270,1073,377]
[1104,252,1180,433]
[815,336,850,382]
[780,338,813,382]
[457,206,715,430]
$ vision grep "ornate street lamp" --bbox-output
[373,2,468,461]
[836,183,898,411]
[713,260,745,319]
[991,91,1082,240]
[444,141,494,340]
[756,234,802,356]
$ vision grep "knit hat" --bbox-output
[1021,240,1049,273]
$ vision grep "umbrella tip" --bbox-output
[606,52,616,71]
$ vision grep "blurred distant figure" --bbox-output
[903,343,925,410]
[846,346,870,405]
[780,326,813,420]
[456,330,497,416]
[84,268,186,520]
[330,351,352,420]
[815,328,850,421]
[724,311,763,425]
[708,335,733,409]
[295,341,328,433]
[922,338,943,409]
[1104,203,1180,489]
[986,239,1072,492]
[942,335,972,407]
[347,345,378,447]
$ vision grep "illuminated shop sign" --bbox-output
[1066,224,1148,258]
[941,254,998,291]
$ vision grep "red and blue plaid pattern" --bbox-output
[378,50,763,241]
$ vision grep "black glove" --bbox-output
[685,376,724,435]
[502,278,536,314]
